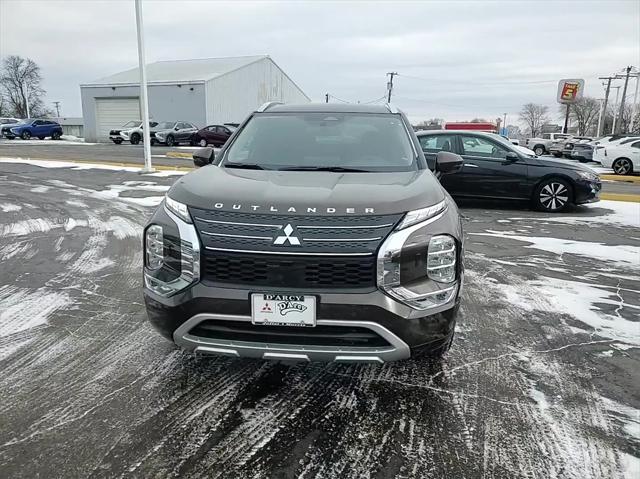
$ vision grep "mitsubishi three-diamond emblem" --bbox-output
[274,224,301,246]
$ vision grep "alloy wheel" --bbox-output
[539,182,569,211]
[199,139,207,147]
[613,159,632,175]
[534,146,544,156]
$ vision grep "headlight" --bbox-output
[10,128,19,134]
[377,213,459,311]
[165,195,192,223]
[144,205,200,297]
[145,225,164,269]
[427,235,456,283]
[156,133,165,139]
[397,200,447,230]
[577,171,598,181]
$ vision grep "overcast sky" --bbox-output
[1,0,638,124]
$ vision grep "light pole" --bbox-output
[24,81,30,118]
[135,0,154,173]
[503,113,507,135]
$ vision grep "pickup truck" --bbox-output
[525,133,570,156]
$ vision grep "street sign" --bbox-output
[557,79,585,104]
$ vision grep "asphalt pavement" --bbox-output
[0,160,638,478]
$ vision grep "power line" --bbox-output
[327,94,350,103]
[397,73,562,86]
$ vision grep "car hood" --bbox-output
[534,157,596,173]
[169,167,446,216]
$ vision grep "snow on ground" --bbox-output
[471,230,639,268]
[0,137,96,146]
[506,200,639,228]
[0,157,188,176]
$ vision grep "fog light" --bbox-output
[145,225,164,269]
[427,235,456,283]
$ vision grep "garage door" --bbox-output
[95,98,140,140]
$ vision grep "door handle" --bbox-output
[464,163,479,168]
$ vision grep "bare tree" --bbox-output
[519,103,549,137]
[0,55,50,118]
[558,97,600,136]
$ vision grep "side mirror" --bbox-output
[174,126,180,131]
[505,152,519,162]
[435,151,463,175]
[193,147,215,168]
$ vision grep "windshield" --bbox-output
[155,122,174,129]
[123,121,140,128]
[225,113,416,172]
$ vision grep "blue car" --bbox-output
[1,119,63,140]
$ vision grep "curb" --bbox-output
[166,151,193,159]
[600,193,640,203]
[600,174,640,184]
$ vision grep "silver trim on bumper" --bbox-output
[173,313,411,363]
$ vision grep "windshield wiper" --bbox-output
[224,163,266,170]
[279,166,371,172]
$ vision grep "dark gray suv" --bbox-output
[143,103,464,362]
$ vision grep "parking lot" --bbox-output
[0,156,638,478]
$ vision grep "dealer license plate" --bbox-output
[251,294,316,327]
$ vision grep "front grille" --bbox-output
[202,251,376,288]
[190,320,390,347]
[190,207,402,255]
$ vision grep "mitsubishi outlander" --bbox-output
[143,103,464,363]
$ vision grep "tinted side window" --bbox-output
[418,135,456,153]
[461,135,508,159]
[542,134,551,139]
[631,141,640,148]
[32,120,43,126]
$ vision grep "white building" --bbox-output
[80,55,310,142]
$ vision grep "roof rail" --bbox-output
[257,101,284,112]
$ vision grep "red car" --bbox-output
[191,124,236,147]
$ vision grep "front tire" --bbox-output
[553,152,563,158]
[166,135,176,147]
[199,138,208,147]
[130,133,141,145]
[534,178,572,212]
[612,158,633,175]
[533,145,545,156]
[21,131,31,140]
[52,131,61,140]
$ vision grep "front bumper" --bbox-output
[574,178,601,204]
[144,282,459,363]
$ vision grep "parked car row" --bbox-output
[109,120,237,147]
[0,118,63,140]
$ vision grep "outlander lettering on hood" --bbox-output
[210,202,375,214]
[143,102,465,363]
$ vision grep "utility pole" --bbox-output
[598,76,615,136]
[503,113,507,135]
[616,66,633,134]
[562,104,570,134]
[135,0,154,173]
[53,101,61,118]
[596,98,605,137]
[325,93,329,103]
[611,86,621,134]
[631,73,640,133]
[386,72,398,103]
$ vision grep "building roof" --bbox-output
[82,55,268,86]
[266,103,394,114]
